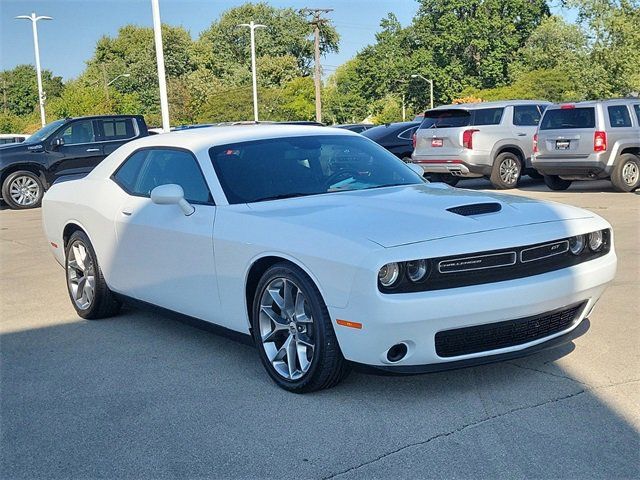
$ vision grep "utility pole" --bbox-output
[150,0,170,132]
[101,63,110,102]
[16,12,52,127]
[301,8,333,123]
[238,21,266,122]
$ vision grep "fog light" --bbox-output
[386,343,408,362]
[588,230,604,251]
[406,259,428,282]
[378,262,401,288]
[569,235,586,255]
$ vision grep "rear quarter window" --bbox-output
[513,105,542,126]
[607,105,632,128]
[540,107,595,130]
[634,104,640,124]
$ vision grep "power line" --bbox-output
[301,7,333,123]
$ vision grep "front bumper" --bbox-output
[329,250,616,368]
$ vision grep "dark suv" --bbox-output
[0,115,148,209]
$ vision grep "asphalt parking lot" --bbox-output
[1,178,638,479]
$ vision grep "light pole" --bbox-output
[91,72,131,101]
[411,74,434,110]
[150,0,170,132]
[16,12,52,127]
[238,21,266,122]
[107,73,131,87]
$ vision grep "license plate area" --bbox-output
[555,140,570,150]
[431,138,443,147]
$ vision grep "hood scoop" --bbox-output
[447,202,502,217]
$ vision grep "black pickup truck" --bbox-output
[0,115,149,209]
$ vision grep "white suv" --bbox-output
[410,100,550,189]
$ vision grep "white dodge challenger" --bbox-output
[42,125,617,392]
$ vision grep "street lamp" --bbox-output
[16,12,52,127]
[238,21,266,122]
[411,74,434,110]
[150,0,170,132]
[107,73,131,87]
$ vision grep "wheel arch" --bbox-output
[1,163,48,189]
[618,146,640,159]
[494,145,526,164]
[244,254,329,331]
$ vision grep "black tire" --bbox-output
[490,152,522,189]
[428,173,460,187]
[610,153,640,192]
[1,170,44,209]
[527,170,544,180]
[65,231,121,320]
[251,262,350,393]
[543,175,572,191]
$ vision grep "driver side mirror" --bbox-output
[150,184,195,216]
[51,138,64,149]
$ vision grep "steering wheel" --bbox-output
[324,170,360,190]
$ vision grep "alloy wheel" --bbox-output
[258,277,315,380]
[621,161,639,186]
[499,158,520,185]
[67,241,96,310]
[8,175,40,206]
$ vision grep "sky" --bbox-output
[0,0,420,80]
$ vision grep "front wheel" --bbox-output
[1,170,44,209]
[543,175,572,191]
[251,263,349,393]
[490,153,521,189]
[65,231,121,319]
[610,154,640,192]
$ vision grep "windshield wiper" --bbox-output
[251,192,314,202]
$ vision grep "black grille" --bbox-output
[435,302,585,358]
[447,202,502,216]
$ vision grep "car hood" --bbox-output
[245,183,594,248]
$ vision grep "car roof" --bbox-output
[545,98,640,109]
[430,100,550,111]
[128,124,357,151]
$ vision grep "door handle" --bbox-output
[121,210,132,216]
[516,132,527,136]
[86,148,101,152]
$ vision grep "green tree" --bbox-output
[0,65,64,117]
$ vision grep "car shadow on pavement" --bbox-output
[1,307,638,479]
[455,177,623,194]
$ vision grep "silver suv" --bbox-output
[533,99,640,192]
[410,100,550,189]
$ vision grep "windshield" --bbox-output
[209,135,425,204]
[24,119,66,143]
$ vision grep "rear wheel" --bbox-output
[610,154,640,192]
[251,262,349,393]
[1,170,44,209]
[428,173,460,187]
[490,152,522,189]
[543,175,572,191]
[65,231,121,319]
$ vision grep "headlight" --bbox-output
[378,262,401,288]
[588,230,604,251]
[406,259,428,282]
[569,234,586,255]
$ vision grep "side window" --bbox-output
[58,120,96,145]
[113,148,212,204]
[633,104,640,124]
[472,108,504,126]
[99,118,136,141]
[607,105,632,128]
[513,105,542,126]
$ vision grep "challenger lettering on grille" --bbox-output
[438,252,517,273]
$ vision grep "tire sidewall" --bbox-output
[492,153,521,189]
[543,175,572,191]
[251,264,332,391]
[2,171,44,209]
[612,154,640,192]
[65,231,100,319]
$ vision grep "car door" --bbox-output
[511,105,543,164]
[47,119,104,178]
[108,147,219,322]
[96,117,140,156]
